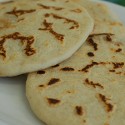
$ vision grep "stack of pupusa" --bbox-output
[0,0,125,125]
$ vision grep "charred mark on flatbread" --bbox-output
[98,94,114,112]
[84,79,104,89]
[80,62,99,72]
[61,67,74,71]
[38,4,63,10]
[71,9,82,13]
[38,85,44,87]
[87,52,94,57]
[89,33,114,42]
[1,1,14,4]
[44,13,50,17]
[112,62,124,69]
[115,48,122,52]
[6,7,36,17]
[51,64,60,68]
[44,13,79,29]
[0,32,36,58]
[48,78,60,85]
[106,35,112,41]
[0,40,6,58]
[109,70,123,75]
[37,70,45,74]
[88,38,98,51]
[80,61,124,73]
[89,33,114,37]
[75,106,83,116]
[109,70,115,72]
[47,98,60,105]
[39,19,64,42]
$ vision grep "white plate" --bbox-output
[0,1,125,125]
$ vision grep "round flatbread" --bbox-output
[27,36,125,125]
[0,0,93,76]
[72,0,125,38]
[26,1,125,125]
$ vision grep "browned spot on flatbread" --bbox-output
[106,35,112,41]
[44,13,50,17]
[90,33,114,42]
[90,33,114,37]
[38,85,44,87]
[0,40,6,58]
[37,70,45,74]
[84,78,104,89]
[51,64,60,68]
[39,19,64,42]
[48,78,60,85]
[87,52,94,57]
[71,9,82,13]
[80,62,122,72]
[45,13,79,29]
[80,62,99,72]
[109,70,115,72]
[109,69,123,75]
[1,1,13,4]
[98,94,114,112]
[61,67,74,71]
[47,98,60,105]
[88,38,98,51]
[112,62,124,69]
[80,61,124,73]
[75,106,83,116]
[115,48,122,52]
[0,32,36,58]
[6,7,36,17]
[38,4,63,10]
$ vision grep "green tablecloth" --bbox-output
[105,0,125,6]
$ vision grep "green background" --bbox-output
[104,0,125,6]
